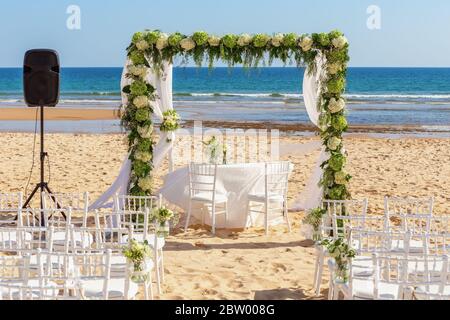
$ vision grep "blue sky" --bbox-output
[0,0,449,67]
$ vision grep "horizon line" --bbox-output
[1,66,450,69]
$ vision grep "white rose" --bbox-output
[137,125,153,139]
[271,33,284,47]
[208,36,221,47]
[136,40,149,51]
[138,176,152,191]
[299,37,313,52]
[327,63,342,75]
[237,34,252,47]
[133,96,149,109]
[332,36,348,49]
[327,137,342,151]
[135,151,152,163]
[180,38,196,51]
[334,171,348,185]
[128,65,147,78]
[156,34,169,50]
[328,98,345,113]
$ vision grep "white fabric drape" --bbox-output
[89,59,175,210]
[290,55,328,211]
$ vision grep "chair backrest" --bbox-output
[0,282,72,300]
[0,226,54,254]
[74,225,130,253]
[411,232,450,256]
[349,228,411,257]
[42,192,89,227]
[384,196,433,233]
[113,194,161,234]
[429,215,450,235]
[70,248,128,300]
[0,192,23,226]
[188,163,218,200]
[373,254,448,299]
[21,207,71,230]
[320,199,369,239]
[264,161,290,197]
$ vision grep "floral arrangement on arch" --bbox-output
[121,29,350,199]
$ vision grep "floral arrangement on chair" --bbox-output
[151,207,179,237]
[123,239,153,283]
[302,208,327,241]
[320,237,356,283]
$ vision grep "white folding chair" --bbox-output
[42,191,90,228]
[0,192,23,227]
[247,161,292,235]
[313,199,369,296]
[70,248,138,300]
[185,163,228,235]
[95,208,161,296]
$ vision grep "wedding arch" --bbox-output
[90,30,350,212]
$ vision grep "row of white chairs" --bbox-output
[0,192,169,300]
[312,196,448,297]
[327,227,450,300]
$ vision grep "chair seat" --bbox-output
[79,278,138,300]
[352,257,374,277]
[415,285,450,296]
[0,279,58,299]
[0,231,33,245]
[350,279,401,300]
[247,193,285,203]
[191,193,227,203]
[390,239,424,253]
[53,231,93,247]
[122,234,165,250]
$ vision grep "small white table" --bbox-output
[159,163,292,229]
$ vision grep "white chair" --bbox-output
[340,254,448,300]
[0,192,23,227]
[42,191,90,228]
[70,248,138,300]
[185,163,228,235]
[72,224,153,299]
[95,208,162,296]
[312,199,369,296]
[247,162,292,236]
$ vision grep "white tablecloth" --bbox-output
[159,163,293,229]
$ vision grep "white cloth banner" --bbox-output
[290,55,328,211]
[89,59,175,210]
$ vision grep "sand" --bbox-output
[0,132,449,300]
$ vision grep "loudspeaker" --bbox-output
[24,49,60,107]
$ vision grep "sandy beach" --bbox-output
[0,131,449,300]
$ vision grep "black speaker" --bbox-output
[24,49,60,107]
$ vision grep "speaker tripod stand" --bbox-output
[22,105,65,224]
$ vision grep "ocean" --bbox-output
[1,67,450,134]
